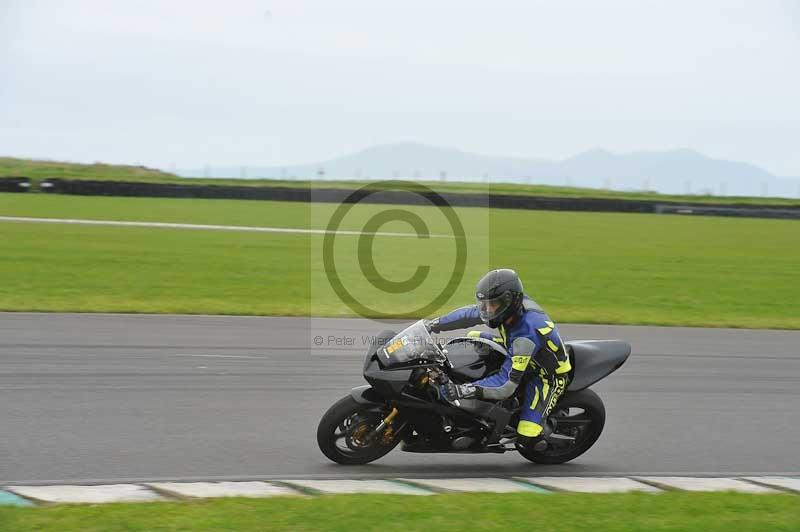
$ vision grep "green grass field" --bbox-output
[1,492,798,532]
[1,193,798,328]
[3,156,800,206]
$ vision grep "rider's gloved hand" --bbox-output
[466,330,482,339]
[440,379,478,402]
[424,318,441,334]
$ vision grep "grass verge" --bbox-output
[1,193,799,328]
[1,492,798,532]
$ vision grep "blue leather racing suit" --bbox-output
[436,296,572,438]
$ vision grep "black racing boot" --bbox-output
[516,418,555,451]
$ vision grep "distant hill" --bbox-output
[181,143,546,182]
[178,143,800,198]
[4,154,800,205]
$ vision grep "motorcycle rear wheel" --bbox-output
[317,395,403,465]
[517,388,605,465]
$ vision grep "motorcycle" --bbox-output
[317,319,630,465]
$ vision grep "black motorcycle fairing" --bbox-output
[350,385,386,407]
[360,329,415,397]
[443,337,506,383]
[364,328,440,372]
[566,340,631,391]
[363,353,414,397]
[361,332,505,397]
[363,329,397,372]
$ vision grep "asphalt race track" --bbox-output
[2,312,798,484]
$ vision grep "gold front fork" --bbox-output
[382,407,399,425]
[367,407,400,444]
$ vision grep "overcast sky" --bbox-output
[2,1,799,175]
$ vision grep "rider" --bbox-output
[425,268,571,449]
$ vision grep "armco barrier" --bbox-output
[40,178,311,201]
[0,177,31,192]
[36,178,800,219]
[654,203,800,220]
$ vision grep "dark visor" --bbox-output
[477,292,513,321]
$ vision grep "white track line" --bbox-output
[401,478,541,493]
[146,481,299,498]
[284,479,433,495]
[7,484,165,503]
[518,476,660,493]
[742,477,800,493]
[0,216,453,238]
[4,477,798,506]
[634,477,778,493]
[7,473,800,485]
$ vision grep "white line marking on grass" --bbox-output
[0,216,454,238]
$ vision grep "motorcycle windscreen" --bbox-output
[377,320,441,368]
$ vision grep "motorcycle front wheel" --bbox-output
[317,395,403,465]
